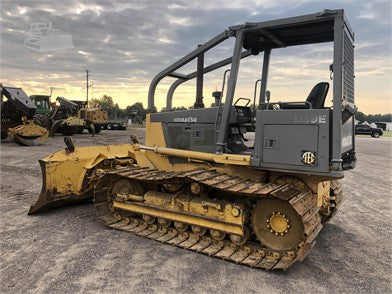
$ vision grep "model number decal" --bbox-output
[294,114,327,124]
[173,116,198,123]
[342,134,352,148]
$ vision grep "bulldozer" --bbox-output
[1,85,48,146]
[29,10,356,270]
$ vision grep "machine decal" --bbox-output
[301,151,317,165]
[341,134,353,149]
[173,116,198,123]
[294,114,327,124]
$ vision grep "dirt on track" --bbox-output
[1,129,391,294]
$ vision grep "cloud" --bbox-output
[0,0,391,113]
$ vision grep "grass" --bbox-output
[383,131,392,137]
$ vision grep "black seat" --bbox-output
[307,82,329,108]
[280,82,329,109]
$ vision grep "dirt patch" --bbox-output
[1,130,391,293]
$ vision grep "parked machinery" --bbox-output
[30,95,52,115]
[29,10,356,270]
[46,96,82,136]
[1,85,48,145]
[33,96,108,136]
[73,100,108,134]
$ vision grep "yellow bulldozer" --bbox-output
[29,10,356,270]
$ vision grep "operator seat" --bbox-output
[280,82,329,109]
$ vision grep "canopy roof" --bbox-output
[240,9,352,53]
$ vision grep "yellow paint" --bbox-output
[145,114,166,147]
[269,214,288,233]
[78,108,108,124]
[33,114,331,217]
[42,144,138,195]
[113,190,246,235]
[8,118,48,144]
[317,181,330,208]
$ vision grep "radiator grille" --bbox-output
[343,31,354,104]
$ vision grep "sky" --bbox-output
[1,0,391,114]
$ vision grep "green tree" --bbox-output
[355,111,366,123]
[355,112,391,123]
[160,106,187,112]
[90,95,119,119]
[125,102,147,123]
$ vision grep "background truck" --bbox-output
[355,124,383,138]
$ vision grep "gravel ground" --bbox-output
[1,129,391,294]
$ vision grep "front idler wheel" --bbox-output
[111,178,144,202]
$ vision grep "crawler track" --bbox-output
[94,167,323,270]
[320,180,343,223]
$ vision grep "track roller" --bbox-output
[191,225,206,236]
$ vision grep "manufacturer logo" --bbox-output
[173,116,197,123]
[301,151,316,165]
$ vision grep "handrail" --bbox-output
[166,50,253,110]
[253,79,261,109]
[214,69,231,133]
[147,30,233,112]
[264,101,313,109]
[234,97,251,106]
[252,79,261,128]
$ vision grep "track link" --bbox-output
[94,167,322,270]
[320,180,343,223]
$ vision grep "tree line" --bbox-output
[90,95,190,121]
[90,95,147,123]
[90,95,391,124]
[355,112,391,123]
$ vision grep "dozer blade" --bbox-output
[28,143,147,214]
[8,120,48,146]
[12,134,46,146]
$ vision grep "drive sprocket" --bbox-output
[251,198,304,250]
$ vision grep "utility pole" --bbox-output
[49,87,53,102]
[90,81,94,101]
[85,70,90,106]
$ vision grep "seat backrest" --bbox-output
[306,82,329,109]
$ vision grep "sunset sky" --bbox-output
[1,0,391,114]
